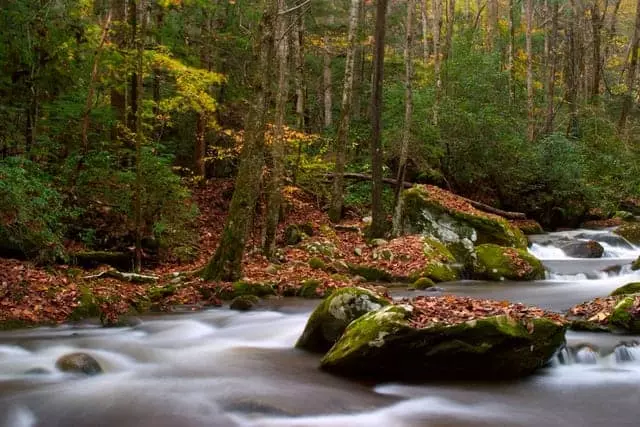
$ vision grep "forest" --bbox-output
[1,0,640,325]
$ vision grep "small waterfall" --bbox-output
[553,343,640,366]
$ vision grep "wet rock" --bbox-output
[614,223,640,245]
[632,256,640,271]
[473,244,545,281]
[560,240,604,258]
[295,287,390,353]
[24,367,50,375]
[55,353,103,376]
[230,295,260,311]
[320,305,566,380]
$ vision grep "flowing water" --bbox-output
[2,229,640,426]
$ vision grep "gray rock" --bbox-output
[56,353,102,376]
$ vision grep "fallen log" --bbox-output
[83,269,159,284]
[324,172,527,220]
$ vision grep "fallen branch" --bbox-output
[324,172,527,220]
[84,269,159,284]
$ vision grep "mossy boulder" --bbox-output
[320,305,566,380]
[614,223,640,244]
[217,281,276,300]
[297,279,323,298]
[295,287,390,353]
[632,256,640,271]
[402,186,527,266]
[610,282,640,296]
[473,244,545,281]
[614,211,636,222]
[284,223,314,245]
[308,257,326,270]
[347,264,393,282]
[409,277,435,290]
[510,220,544,235]
[405,237,460,283]
[230,295,260,311]
[303,240,338,258]
[609,296,640,333]
[56,353,103,376]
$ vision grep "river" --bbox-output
[1,229,640,426]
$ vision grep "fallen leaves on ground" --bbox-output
[568,297,618,324]
[407,295,567,329]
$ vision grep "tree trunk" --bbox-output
[392,0,415,237]
[565,0,580,137]
[369,0,389,238]
[194,113,207,177]
[292,14,305,185]
[422,0,430,64]
[591,0,603,99]
[618,0,640,133]
[323,35,333,128]
[443,0,455,61]
[128,0,138,134]
[329,0,361,223]
[508,0,516,102]
[544,0,559,134]
[432,0,442,124]
[487,0,498,50]
[133,0,145,272]
[263,0,290,258]
[110,0,127,143]
[202,0,277,281]
[526,0,535,142]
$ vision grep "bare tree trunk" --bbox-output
[443,0,455,61]
[392,0,415,237]
[81,12,112,154]
[618,0,640,133]
[292,14,305,185]
[508,0,516,102]
[544,0,559,134]
[110,0,127,143]
[565,0,580,137]
[323,34,333,128]
[526,0,535,142]
[194,114,207,177]
[329,0,361,223]
[263,0,290,258]
[604,0,622,61]
[432,0,442,124]
[591,0,603,98]
[369,0,389,238]
[203,0,277,281]
[487,0,498,50]
[422,0,430,64]
[133,0,146,272]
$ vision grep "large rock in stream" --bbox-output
[560,240,604,258]
[402,185,527,265]
[295,287,390,353]
[320,301,566,381]
[473,244,545,281]
[56,353,103,376]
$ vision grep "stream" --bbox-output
[2,229,640,426]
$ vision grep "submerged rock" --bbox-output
[56,353,103,376]
[295,287,390,353]
[473,244,545,281]
[560,240,604,258]
[320,304,566,381]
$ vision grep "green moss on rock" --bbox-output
[320,306,566,381]
[298,279,323,298]
[295,287,390,353]
[610,282,640,296]
[609,297,640,332]
[473,244,545,281]
[218,281,276,300]
[410,277,435,290]
[632,256,640,271]
[308,257,326,270]
[230,295,260,311]
[402,186,528,258]
[614,223,640,244]
[347,264,393,282]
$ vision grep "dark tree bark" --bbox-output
[618,0,640,133]
[202,0,277,281]
[369,0,389,238]
[544,0,559,134]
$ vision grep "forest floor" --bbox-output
[0,179,423,327]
